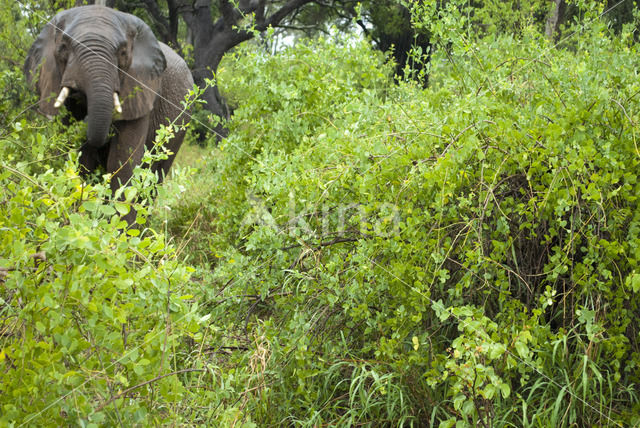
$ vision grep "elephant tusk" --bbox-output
[113,92,123,114]
[53,87,70,108]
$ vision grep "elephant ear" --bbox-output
[23,12,69,117]
[118,13,166,121]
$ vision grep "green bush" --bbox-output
[3,1,640,425]
[171,29,640,426]
[0,68,209,426]
[0,126,212,425]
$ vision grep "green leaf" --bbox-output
[453,393,466,410]
[102,204,117,216]
[124,187,138,202]
[487,343,506,359]
[626,273,640,293]
[484,383,496,399]
[432,300,450,321]
[514,341,529,358]
[114,202,130,215]
[461,399,475,416]
[439,418,456,428]
[35,322,46,334]
[499,382,511,398]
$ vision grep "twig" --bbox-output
[94,368,205,412]
[281,235,361,251]
[0,55,20,67]
[0,164,54,197]
[611,98,637,127]
[0,252,47,280]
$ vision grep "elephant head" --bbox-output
[23,6,166,148]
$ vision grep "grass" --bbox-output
[150,141,221,266]
[173,140,212,170]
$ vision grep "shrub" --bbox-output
[0,83,208,426]
[176,29,640,426]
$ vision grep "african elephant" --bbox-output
[24,5,193,223]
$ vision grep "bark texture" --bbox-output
[545,0,567,40]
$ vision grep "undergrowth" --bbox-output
[164,28,640,427]
[1,1,639,426]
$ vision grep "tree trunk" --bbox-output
[182,1,255,139]
[545,0,566,40]
[192,50,232,140]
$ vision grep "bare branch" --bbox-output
[255,0,267,24]
[94,368,206,412]
[140,0,172,38]
[219,0,239,24]
[261,0,316,31]
[276,24,330,35]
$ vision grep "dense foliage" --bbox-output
[0,3,205,425]
[163,23,640,426]
[2,0,640,426]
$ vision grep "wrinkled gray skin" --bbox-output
[24,5,193,224]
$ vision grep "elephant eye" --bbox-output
[117,44,130,68]
[56,42,69,63]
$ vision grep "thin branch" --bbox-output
[611,98,637,127]
[94,368,205,412]
[281,235,362,251]
[0,252,48,281]
[261,0,316,31]
[0,164,53,196]
[276,23,330,34]
[0,55,21,67]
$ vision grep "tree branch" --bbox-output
[219,0,240,24]
[94,368,205,412]
[276,23,330,35]
[255,0,267,24]
[140,0,172,39]
[261,0,316,31]
[281,235,362,251]
[0,252,47,281]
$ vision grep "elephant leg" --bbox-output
[108,116,150,224]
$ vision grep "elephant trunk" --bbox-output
[82,53,118,148]
[86,83,115,148]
